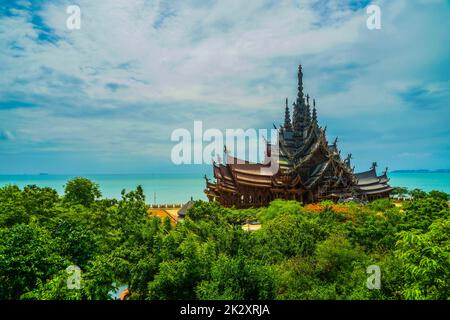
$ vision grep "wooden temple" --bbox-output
[204,65,393,208]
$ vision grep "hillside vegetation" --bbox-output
[0,178,449,300]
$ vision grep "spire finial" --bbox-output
[297,64,304,101]
[345,153,352,167]
[304,93,311,127]
[312,104,317,123]
[284,98,292,130]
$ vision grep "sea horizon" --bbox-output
[1,171,449,203]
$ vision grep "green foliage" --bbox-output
[0,224,67,299]
[163,216,172,232]
[275,234,370,300]
[257,199,302,222]
[22,185,59,220]
[0,182,448,300]
[402,196,449,231]
[391,187,409,196]
[395,219,450,299]
[64,177,102,207]
[314,234,367,281]
[254,214,326,263]
[345,207,401,252]
[147,236,216,299]
[0,185,29,227]
[367,198,395,211]
[428,190,449,201]
[409,188,427,199]
[49,218,99,268]
[185,200,229,223]
[196,254,276,300]
[21,271,82,300]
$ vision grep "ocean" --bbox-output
[0,172,449,203]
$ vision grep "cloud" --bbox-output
[0,0,449,173]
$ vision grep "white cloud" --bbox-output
[0,0,449,172]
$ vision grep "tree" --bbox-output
[147,236,215,300]
[114,186,149,243]
[257,199,302,222]
[50,218,99,269]
[428,190,449,201]
[82,255,117,300]
[395,218,450,299]
[0,185,28,227]
[163,216,172,232]
[64,177,102,207]
[1,176,449,301]
[345,206,401,252]
[21,271,82,300]
[391,187,409,197]
[402,197,449,231]
[22,185,59,222]
[314,234,366,282]
[367,198,394,212]
[409,188,427,200]
[185,200,229,223]
[254,214,326,263]
[196,254,276,300]
[0,224,66,299]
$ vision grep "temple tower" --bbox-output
[284,98,292,130]
[292,65,308,146]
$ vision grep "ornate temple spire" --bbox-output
[345,153,352,168]
[312,98,317,126]
[293,64,305,143]
[297,65,304,102]
[284,98,292,130]
[371,162,378,170]
[292,101,300,134]
[333,136,339,146]
[305,94,311,125]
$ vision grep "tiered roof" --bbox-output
[354,163,393,195]
[205,65,393,205]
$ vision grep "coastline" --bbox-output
[0,172,449,202]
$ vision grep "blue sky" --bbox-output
[0,0,449,174]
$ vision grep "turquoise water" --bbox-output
[389,172,450,193]
[0,174,207,204]
[0,172,448,203]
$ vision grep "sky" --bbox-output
[0,0,449,175]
